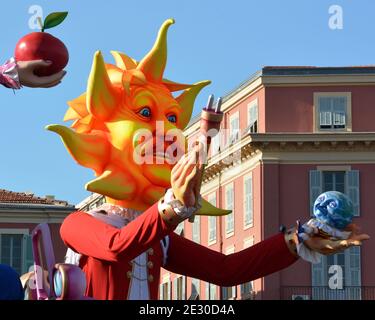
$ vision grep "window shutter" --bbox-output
[244,174,253,226]
[222,287,228,300]
[159,284,163,300]
[175,222,184,236]
[208,194,217,242]
[346,246,361,299]
[23,234,34,274]
[211,133,221,155]
[311,257,326,300]
[192,216,200,244]
[210,284,217,300]
[173,278,178,300]
[232,285,237,299]
[319,97,333,127]
[168,281,171,300]
[230,116,239,143]
[346,170,360,216]
[311,258,325,288]
[320,111,332,126]
[310,170,322,216]
[182,276,186,300]
[348,246,361,286]
[208,217,216,242]
[248,100,258,126]
[226,185,234,233]
[333,112,346,126]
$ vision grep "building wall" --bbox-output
[161,161,264,300]
[277,163,375,289]
[0,222,66,263]
[162,74,375,300]
[224,88,265,134]
[265,85,375,132]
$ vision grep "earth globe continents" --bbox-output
[313,191,354,230]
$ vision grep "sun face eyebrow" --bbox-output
[131,90,157,110]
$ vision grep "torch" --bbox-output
[189,94,224,223]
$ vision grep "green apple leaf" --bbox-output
[42,12,68,31]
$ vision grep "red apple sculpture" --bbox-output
[15,12,69,76]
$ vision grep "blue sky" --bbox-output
[1,0,375,205]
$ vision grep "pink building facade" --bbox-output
[0,190,75,277]
[159,66,375,300]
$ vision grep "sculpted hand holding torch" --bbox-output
[189,95,224,222]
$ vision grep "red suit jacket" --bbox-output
[60,202,297,300]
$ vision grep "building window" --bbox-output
[310,169,361,299]
[0,231,33,275]
[205,283,217,300]
[241,238,254,299]
[210,131,222,156]
[314,93,351,131]
[0,234,22,274]
[309,169,360,216]
[175,222,184,236]
[159,275,171,300]
[88,201,98,211]
[192,215,200,244]
[229,112,240,144]
[240,282,253,299]
[191,278,200,299]
[221,286,236,300]
[244,174,253,228]
[247,99,258,133]
[225,184,235,235]
[312,247,361,300]
[97,196,105,207]
[208,193,217,244]
[323,171,345,193]
[222,246,236,299]
[173,276,186,300]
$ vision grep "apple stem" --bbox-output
[37,17,44,32]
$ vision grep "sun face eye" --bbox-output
[138,107,152,119]
[167,114,177,123]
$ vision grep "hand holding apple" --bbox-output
[15,12,69,86]
[17,60,66,88]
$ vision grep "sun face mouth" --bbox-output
[136,137,184,165]
[152,151,173,163]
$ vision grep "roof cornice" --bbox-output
[185,67,375,131]
[201,132,375,182]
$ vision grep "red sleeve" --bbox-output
[60,202,174,262]
[165,232,298,286]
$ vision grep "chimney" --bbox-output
[45,195,55,201]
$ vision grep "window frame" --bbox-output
[247,98,258,133]
[311,247,361,299]
[192,215,201,244]
[222,246,236,300]
[173,275,186,300]
[229,111,240,144]
[207,193,217,245]
[0,228,30,275]
[309,167,360,217]
[160,274,171,300]
[191,278,200,299]
[241,238,255,297]
[225,183,235,237]
[313,92,352,132]
[243,173,254,229]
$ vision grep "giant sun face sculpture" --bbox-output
[48,19,230,216]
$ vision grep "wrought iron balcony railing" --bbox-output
[281,286,375,300]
